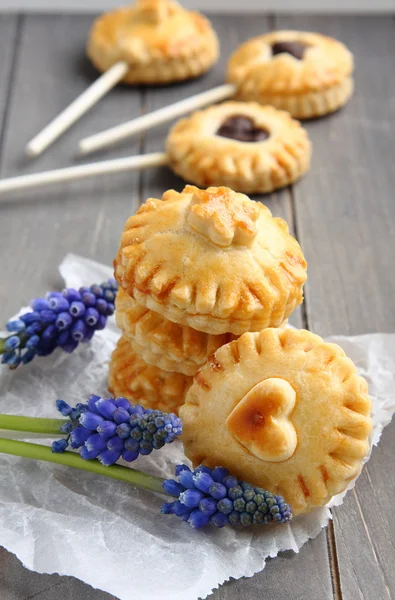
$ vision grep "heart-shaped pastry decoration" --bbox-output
[226,377,297,462]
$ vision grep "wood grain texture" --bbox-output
[277,13,395,600]
[0,14,143,323]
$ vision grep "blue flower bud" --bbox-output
[70,426,91,448]
[48,295,70,313]
[210,512,229,528]
[39,310,57,325]
[56,312,73,330]
[98,448,122,466]
[90,284,103,297]
[116,397,133,410]
[163,479,185,496]
[173,501,192,517]
[217,498,233,515]
[57,330,71,347]
[113,407,130,424]
[82,326,95,342]
[85,433,107,454]
[106,436,124,453]
[175,464,190,477]
[178,469,195,489]
[80,445,99,460]
[42,324,57,341]
[80,292,96,307]
[60,422,72,434]
[71,319,87,341]
[84,307,99,327]
[6,319,25,333]
[61,340,79,354]
[96,315,107,330]
[179,489,205,508]
[95,298,108,314]
[95,399,117,419]
[193,471,214,493]
[209,482,227,500]
[122,449,139,462]
[116,423,131,439]
[21,349,36,364]
[124,437,139,452]
[5,336,20,351]
[228,486,243,500]
[211,467,229,483]
[161,502,176,515]
[199,497,217,516]
[79,411,104,430]
[26,335,40,349]
[97,420,117,438]
[69,301,86,317]
[106,303,115,316]
[31,298,50,311]
[20,312,40,325]
[62,288,81,302]
[240,512,252,526]
[223,475,238,489]
[56,399,72,416]
[87,394,101,413]
[228,511,241,526]
[25,322,43,335]
[189,509,210,529]
[52,439,69,453]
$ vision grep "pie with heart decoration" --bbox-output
[180,328,372,515]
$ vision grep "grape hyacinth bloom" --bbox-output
[161,465,292,528]
[52,395,183,466]
[0,279,117,368]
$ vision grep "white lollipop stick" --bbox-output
[0,153,168,197]
[25,61,129,157]
[79,83,236,155]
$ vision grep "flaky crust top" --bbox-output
[114,185,307,334]
[227,31,353,96]
[87,0,218,80]
[180,328,372,515]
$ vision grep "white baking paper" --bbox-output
[0,253,394,600]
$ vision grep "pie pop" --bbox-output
[0,102,311,196]
[25,0,218,157]
[79,30,354,155]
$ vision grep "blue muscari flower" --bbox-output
[0,279,118,369]
[51,395,182,467]
[161,465,292,529]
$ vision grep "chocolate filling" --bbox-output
[271,41,306,60]
[216,115,270,143]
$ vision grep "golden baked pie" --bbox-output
[166,102,311,194]
[108,335,192,414]
[114,185,307,335]
[115,287,237,375]
[87,0,219,85]
[227,31,353,119]
[180,328,372,515]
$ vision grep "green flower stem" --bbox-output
[0,336,7,354]
[0,438,166,495]
[0,414,68,435]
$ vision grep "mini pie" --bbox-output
[180,328,372,515]
[108,336,192,414]
[114,185,307,335]
[227,31,354,119]
[115,287,237,375]
[87,0,219,85]
[166,102,311,194]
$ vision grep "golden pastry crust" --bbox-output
[114,185,307,335]
[166,102,311,194]
[87,0,219,84]
[108,336,192,414]
[227,31,354,119]
[115,287,237,375]
[180,328,372,515]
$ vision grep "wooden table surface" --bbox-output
[0,12,394,600]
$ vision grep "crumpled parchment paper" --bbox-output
[0,253,394,600]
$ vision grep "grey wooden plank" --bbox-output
[0,13,143,324]
[0,546,115,600]
[277,14,395,600]
[142,14,329,600]
[0,15,19,136]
